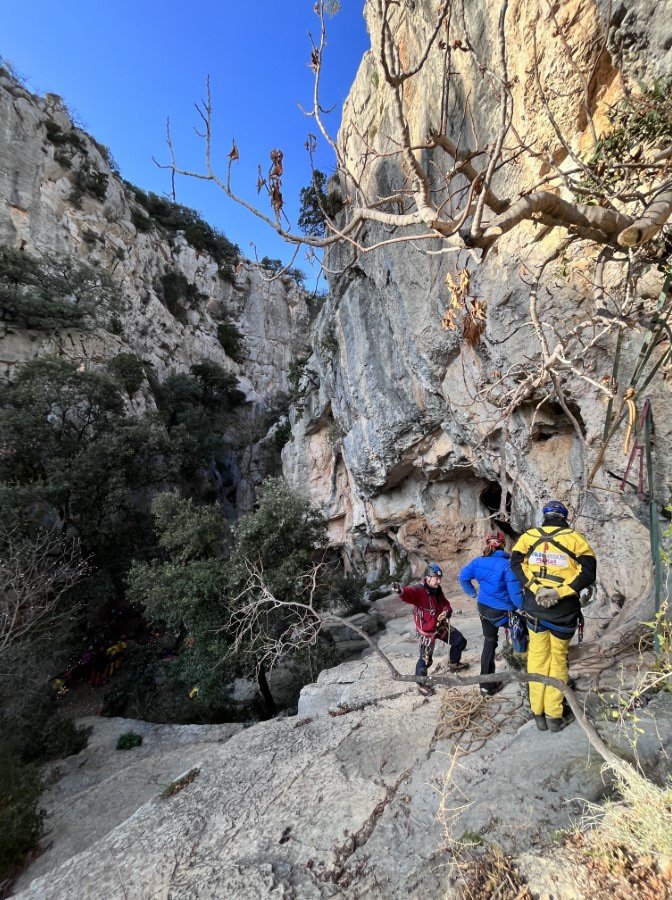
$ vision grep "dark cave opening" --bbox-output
[479,481,516,538]
[530,400,586,441]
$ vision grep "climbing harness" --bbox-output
[523,610,584,643]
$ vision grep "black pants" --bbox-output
[478,603,507,689]
[415,626,467,677]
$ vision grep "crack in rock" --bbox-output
[319,769,411,887]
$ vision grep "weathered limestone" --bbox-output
[283,0,672,640]
[13,597,672,898]
[0,72,309,505]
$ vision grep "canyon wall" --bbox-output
[283,0,672,645]
[0,70,308,508]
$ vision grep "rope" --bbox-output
[432,686,526,755]
[622,387,637,455]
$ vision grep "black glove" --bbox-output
[392,582,402,595]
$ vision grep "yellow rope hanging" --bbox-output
[622,387,637,454]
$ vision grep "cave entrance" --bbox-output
[479,481,515,538]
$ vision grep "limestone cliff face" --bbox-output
[283,0,672,642]
[0,72,308,506]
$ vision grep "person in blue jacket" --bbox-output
[458,529,524,696]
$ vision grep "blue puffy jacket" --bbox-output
[458,549,523,611]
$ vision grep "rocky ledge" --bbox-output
[13,594,672,899]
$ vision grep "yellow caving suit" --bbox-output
[511,520,596,719]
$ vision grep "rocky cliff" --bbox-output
[283,0,672,648]
[0,70,308,507]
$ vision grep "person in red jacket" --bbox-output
[393,563,469,696]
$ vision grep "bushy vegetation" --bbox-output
[0,350,251,878]
[259,256,307,286]
[0,356,245,619]
[152,360,246,470]
[128,478,333,715]
[125,185,239,280]
[70,161,109,207]
[297,170,343,237]
[154,271,205,325]
[0,755,44,879]
[0,245,121,332]
[116,731,143,750]
[579,77,672,201]
[216,318,245,361]
[107,352,145,398]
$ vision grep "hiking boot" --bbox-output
[479,682,503,697]
[417,684,435,697]
[546,710,575,732]
[448,661,470,673]
[534,715,548,731]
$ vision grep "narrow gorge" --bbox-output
[2,0,672,897]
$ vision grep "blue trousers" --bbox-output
[415,627,467,677]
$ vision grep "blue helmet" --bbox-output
[424,563,443,578]
[542,500,568,519]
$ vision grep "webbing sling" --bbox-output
[525,611,584,642]
[479,610,509,628]
[524,527,581,565]
[523,527,582,590]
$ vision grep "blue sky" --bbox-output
[3,2,370,285]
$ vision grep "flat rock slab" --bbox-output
[13,718,243,892]
[13,610,672,899]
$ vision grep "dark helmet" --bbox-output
[542,499,568,518]
[424,563,443,578]
[485,529,505,549]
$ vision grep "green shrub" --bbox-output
[155,271,205,324]
[216,318,244,361]
[109,313,124,335]
[328,571,367,615]
[44,119,86,153]
[260,257,282,274]
[298,170,343,237]
[306,290,327,323]
[125,185,239,279]
[259,257,307,287]
[131,207,153,233]
[273,418,292,452]
[90,138,120,175]
[578,77,672,200]
[116,731,143,750]
[70,161,108,207]
[0,754,44,878]
[319,322,339,357]
[0,245,120,331]
[108,352,145,398]
[101,685,129,718]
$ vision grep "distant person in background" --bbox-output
[511,500,596,733]
[458,529,525,697]
[106,637,128,677]
[393,563,469,696]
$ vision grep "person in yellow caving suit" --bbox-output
[510,500,596,733]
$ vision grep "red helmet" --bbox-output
[485,529,505,549]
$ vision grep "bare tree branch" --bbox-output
[0,529,87,657]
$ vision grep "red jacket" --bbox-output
[400,582,452,637]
